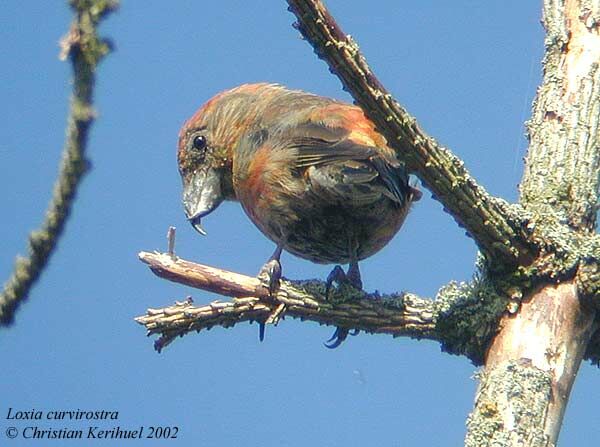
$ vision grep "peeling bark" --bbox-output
[136,251,441,351]
[467,283,596,446]
[520,0,600,231]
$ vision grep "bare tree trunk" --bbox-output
[466,0,600,444]
[466,283,597,446]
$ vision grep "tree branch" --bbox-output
[286,0,535,266]
[466,282,597,446]
[520,0,600,232]
[0,0,118,325]
[464,1,600,444]
[135,251,439,352]
[136,245,518,365]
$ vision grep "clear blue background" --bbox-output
[1,1,598,446]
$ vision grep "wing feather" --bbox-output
[282,124,409,205]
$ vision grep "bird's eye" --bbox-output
[192,135,207,152]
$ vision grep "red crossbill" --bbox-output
[177,83,420,346]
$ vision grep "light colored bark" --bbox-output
[463,0,600,443]
[136,251,440,351]
[466,283,597,446]
[520,0,600,230]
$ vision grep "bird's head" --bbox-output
[178,84,279,234]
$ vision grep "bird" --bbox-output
[177,83,421,347]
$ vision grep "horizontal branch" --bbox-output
[286,0,535,266]
[136,251,439,352]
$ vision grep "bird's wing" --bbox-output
[275,123,412,205]
[305,161,391,205]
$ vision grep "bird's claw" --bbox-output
[324,327,347,349]
[324,327,360,349]
[257,258,282,297]
[256,255,283,342]
[259,299,286,342]
[324,262,363,348]
[325,264,363,299]
[325,265,346,299]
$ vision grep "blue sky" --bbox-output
[1,1,598,446]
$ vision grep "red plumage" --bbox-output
[177,83,420,289]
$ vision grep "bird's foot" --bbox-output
[325,265,345,299]
[324,262,363,348]
[256,246,284,342]
[325,264,363,299]
[257,257,282,297]
[324,328,360,349]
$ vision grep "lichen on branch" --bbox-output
[135,251,508,363]
[0,0,118,325]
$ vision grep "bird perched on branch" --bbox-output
[177,83,421,347]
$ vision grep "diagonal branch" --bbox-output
[286,0,536,266]
[0,0,118,325]
[135,251,439,352]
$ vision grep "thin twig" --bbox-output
[0,0,118,325]
[166,226,176,257]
